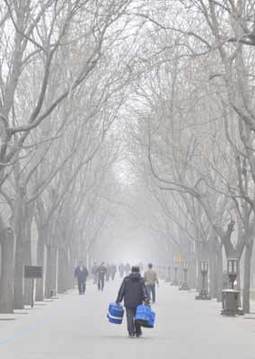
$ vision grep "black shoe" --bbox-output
[136,331,142,338]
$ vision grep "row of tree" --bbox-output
[126,0,255,313]
[0,0,138,313]
[1,0,255,316]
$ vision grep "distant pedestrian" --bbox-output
[74,262,89,295]
[96,262,107,291]
[110,264,117,280]
[144,263,159,303]
[106,264,111,282]
[91,262,98,284]
[125,263,131,275]
[119,263,125,278]
[116,266,149,338]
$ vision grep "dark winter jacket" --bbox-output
[96,265,107,279]
[116,272,149,309]
[74,266,89,282]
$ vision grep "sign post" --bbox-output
[24,266,43,308]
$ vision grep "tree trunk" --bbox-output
[24,205,34,305]
[196,259,202,292]
[66,247,73,290]
[216,245,223,302]
[24,239,32,305]
[14,235,25,309]
[243,241,253,314]
[13,190,27,309]
[0,228,15,313]
[69,247,76,290]
[190,255,196,289]
[209,253,217,298]
[58,247,68,293]
[35,226,46,301]
[209,239,218,298]
[45,245,57,298]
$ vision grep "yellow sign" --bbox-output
[175,255,185,264]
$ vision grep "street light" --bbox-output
[227,258,238,289]
[196,261,211,300]
[179,261,190,291]
[200,261,208,273]
[171,256,179,286]
[166,265,171,283]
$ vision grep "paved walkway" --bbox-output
[0,281,255,359]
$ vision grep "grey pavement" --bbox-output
[0,281,255,359]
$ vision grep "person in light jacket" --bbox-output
[144,263,159,303]
[116,266,149,338]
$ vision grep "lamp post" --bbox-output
[227,258,238,289]
[196,261,211,300]
[166,265,171,283]
[171,266,178,286]
[179,261,190,291]
[171,256,179,286]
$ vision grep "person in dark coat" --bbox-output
[106,264,111,282]
[96,262,107,291]
[116,266,149,337]
[110,264,117,280]
[118,263,125,278]
[74,261,89,295]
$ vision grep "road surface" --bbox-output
[0,280,255,359]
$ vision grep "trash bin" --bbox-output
[221,289,240,316]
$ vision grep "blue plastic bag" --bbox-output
[135,304,156,328]
[107,303,124,324]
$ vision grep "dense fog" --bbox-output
[0,1,255,358]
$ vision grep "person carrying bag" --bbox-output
[116,266,149,338]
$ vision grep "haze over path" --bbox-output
[0,280,254,359]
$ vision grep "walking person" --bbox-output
[106,264,111,282]
[144,263,159,303]
[110,264,117,280]
[74,261,89,295]
[125,263,131,276]
[91,262,98,284]
[116,266,149,338]
[96,262,107,291]
[118,263,125,278]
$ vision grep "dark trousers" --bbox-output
[126,307,142,336]
[98,276,105,291]
[78,280,86,294]
[146,284,156,303]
